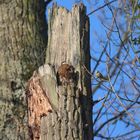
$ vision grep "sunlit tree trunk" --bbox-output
[40,4,93,140]
[0,0,47,139]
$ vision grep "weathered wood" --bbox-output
[40,3,92,140]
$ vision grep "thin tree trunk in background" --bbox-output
[0,0,47,139]
[40,4,93,140]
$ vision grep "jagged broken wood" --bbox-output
[26,3,93,140]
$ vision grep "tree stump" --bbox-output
[40,3,93,140]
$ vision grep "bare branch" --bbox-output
[87,0,117,16]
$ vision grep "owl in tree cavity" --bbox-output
[57,62,76,85]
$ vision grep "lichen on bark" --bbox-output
[0,0,47,139]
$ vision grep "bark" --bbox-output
[0,0,47,139]
[40,4,93,140]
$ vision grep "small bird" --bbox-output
[95,71,109,81]
[57,62,75,85]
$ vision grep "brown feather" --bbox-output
[57,63,75,84]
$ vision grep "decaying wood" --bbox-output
[26,3,92,140]
[26,64,61,140]
[26,71,52,140]
[40,3,92,140]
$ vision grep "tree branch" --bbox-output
[87,0,117,16]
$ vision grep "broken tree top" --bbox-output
[46,3,88,68]
[26,3,92,140]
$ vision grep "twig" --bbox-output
[87,0,117,16]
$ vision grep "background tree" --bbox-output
[0,0,49,139]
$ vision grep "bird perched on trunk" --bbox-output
[57,62,75,85]
[95,71,109,81]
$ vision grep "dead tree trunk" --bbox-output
[40,4,93,140]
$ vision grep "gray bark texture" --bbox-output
[40,4,93,140]
[0,0,47,139]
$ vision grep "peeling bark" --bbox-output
[26,71,52,140]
